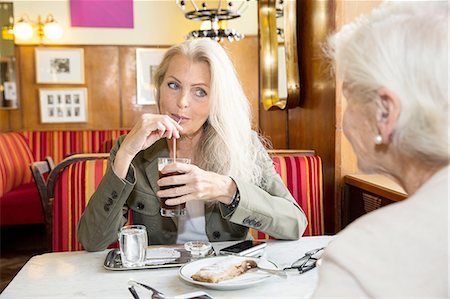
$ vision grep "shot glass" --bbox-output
[118,225,148,267]
[158,157,191,217]
[184,240,212,258]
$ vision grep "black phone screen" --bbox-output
[221,240,265,253]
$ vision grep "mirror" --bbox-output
[0,2,18,109]
[283,0,300,108]
[260,0,300,110]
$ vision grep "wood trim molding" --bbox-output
[344,174,407,202]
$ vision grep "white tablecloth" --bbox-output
[0,236,333,299]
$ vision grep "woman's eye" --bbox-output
[168,82,179,90]
[194,88,207,97]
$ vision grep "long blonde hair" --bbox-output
[152,39,267,186]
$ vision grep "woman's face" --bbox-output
[159,54,211,137]
[343,90,379,173]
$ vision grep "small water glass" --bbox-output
[118,225,148,267]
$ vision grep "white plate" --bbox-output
[179,255,279,290]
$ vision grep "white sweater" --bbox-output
[313,166,449,298]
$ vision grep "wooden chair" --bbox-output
[46,153,109,251]
[30,156,55,249]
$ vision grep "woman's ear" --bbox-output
[376,87,401,143]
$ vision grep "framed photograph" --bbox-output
[39,88,87,123]
[136,48,167,105]
[35,48,85,84]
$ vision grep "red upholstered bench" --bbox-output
[0,132,43,226]
[249,152,324,239]
[0,130,128,227]
[46,150,323,252]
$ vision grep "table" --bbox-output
[0,236,332,299]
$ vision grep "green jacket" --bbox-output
[77,136,307,251]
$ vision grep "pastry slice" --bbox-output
[191,258,257,283]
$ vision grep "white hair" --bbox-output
[327,1,449,164]
[153,39,268,185]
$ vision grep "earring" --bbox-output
[374,135,383,145]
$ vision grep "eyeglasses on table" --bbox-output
[283,247,325,274]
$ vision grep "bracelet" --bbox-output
[227,189,241,210]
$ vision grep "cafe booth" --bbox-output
[0,0,407,297]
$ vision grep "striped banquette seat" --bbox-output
[47,154,109,251]
[21,130,129,164]
[47,150,323,251]
[250,150,324,238]
[0,130,128,226]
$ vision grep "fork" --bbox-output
[128,286,140,299]
[250,265,287,279]
[128,280,166,299]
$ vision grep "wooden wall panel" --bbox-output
[259,0,337,233]
[13,46,121,131]
[290,0,336,234]
[1,41,260,134]
[18,46,40,130]
[85,46,121,129]
[222,37,259,130]
[0,110,9,130]
[259,108,288,148]
[120,46,158,129]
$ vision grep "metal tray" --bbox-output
[103,246,214,271]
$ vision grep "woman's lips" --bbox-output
[172,114,189,123]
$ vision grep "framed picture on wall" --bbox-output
[136,48,167,105]
[39,88,87,123]
[35,48,85,84]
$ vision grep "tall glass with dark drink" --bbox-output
[157,157,191,217]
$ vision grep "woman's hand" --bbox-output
[121,114,182,157]
[156,162,237,205]
[114,114,183,178]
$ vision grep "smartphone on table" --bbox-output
[219,240,267,257]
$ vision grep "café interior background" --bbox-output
[0,0,381,234]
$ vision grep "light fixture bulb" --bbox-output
[199,21,211,30]
[43,21,63,40]
[13,21,33,40]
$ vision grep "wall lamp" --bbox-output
[13,14,63,42]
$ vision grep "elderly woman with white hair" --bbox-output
[77,39,307,250]
[313,2,448,297]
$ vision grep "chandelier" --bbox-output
[176,0,251,42]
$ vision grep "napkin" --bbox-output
[145,248,181,265]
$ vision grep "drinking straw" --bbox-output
[173,136,176,160]
[173,118,182,160]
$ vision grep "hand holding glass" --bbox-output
[158,157,191,217]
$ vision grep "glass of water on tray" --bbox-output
[118,224,148,267]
